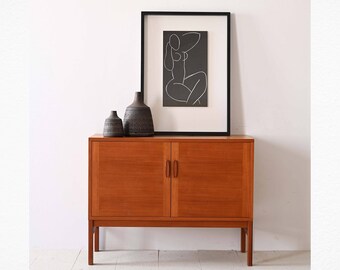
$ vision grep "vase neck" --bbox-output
[110,111,118,117]
[133,92,143,103]
[130,92,146,107]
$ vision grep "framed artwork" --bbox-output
[141,11,231,135]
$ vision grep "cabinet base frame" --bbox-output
[88,219,253,266]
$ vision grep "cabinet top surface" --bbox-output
[89,134,254,142]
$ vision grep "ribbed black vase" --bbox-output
[123,92,154,137]
[103,111,124,137]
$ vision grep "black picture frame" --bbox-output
[141,11,231,136]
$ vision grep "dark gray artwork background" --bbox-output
[163,31,208,107]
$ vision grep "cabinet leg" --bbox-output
[88,220,94,265]
[95,227,99,251]
[247,221,253,266]
[241,228,246,253]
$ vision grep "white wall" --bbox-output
[312,1,340,269]
[1,0,29,269]
[30,0,310,250]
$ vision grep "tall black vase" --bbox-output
[123,92,154,137]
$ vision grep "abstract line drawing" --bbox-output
[163,31,208,107]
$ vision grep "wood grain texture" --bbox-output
[88,220,93,265]
[94,220,248,228]
[172,142,252,218]
[242,143,251,217]
[247,221,253,266]
[90,141,171,218]
[163,143,171,216]
[89,135,254,142]
[88,138,94,219]
[88,136,255,266]
[171,143,179,217]
[241,228,246,253]
[249,142,254,218]
[90,216,251,221]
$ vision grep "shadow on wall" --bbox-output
[230,13,310,249]
[253,137,310,249]
[230,13,244,134]
[101,227,240,250]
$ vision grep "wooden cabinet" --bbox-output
[91,141,171,217]
[89,135,254,266]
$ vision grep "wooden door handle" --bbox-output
[166,160,171,177]
[173,160,178,178]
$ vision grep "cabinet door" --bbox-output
[90,141,171,217]
[171,142,253,218]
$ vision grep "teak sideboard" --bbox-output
[88,135,254,266]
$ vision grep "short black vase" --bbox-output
[123,92,154,137]
[103,111,124,137]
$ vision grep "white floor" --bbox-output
[30,249,310,270]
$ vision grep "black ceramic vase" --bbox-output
[103,111,124,137]
[123,92,154,137]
